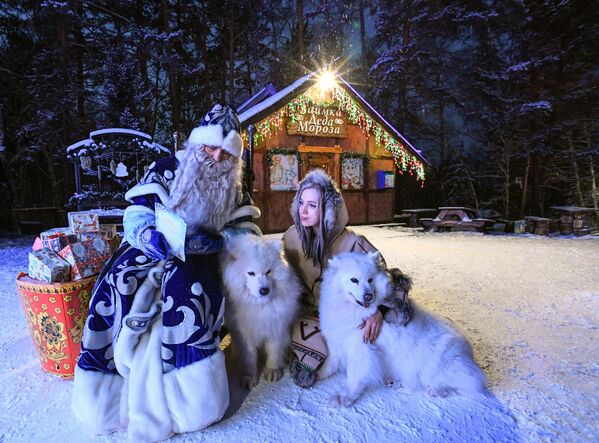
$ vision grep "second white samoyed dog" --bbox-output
[220,234,301,389]
[318,252,486,407]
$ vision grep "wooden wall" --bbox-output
[248,115,397,233]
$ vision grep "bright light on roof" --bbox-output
[319,70,337,92]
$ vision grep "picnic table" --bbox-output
[550,206,595,235]
[396,208,438,227]
[420,207,494,232]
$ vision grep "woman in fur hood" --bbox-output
[282,169,412,387]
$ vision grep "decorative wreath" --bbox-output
[265,147,303,167]
[340,151,369,167]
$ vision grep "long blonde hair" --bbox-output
[296,184,327,267]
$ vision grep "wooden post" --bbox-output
[74,159,82,211]
[246,125,255,198]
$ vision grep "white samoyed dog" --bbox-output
[318,251,486,407]
[220,234,301,389]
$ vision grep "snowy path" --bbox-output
[1,228,597,442]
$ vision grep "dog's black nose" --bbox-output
[363,293,374,303]
[259,287,270,296]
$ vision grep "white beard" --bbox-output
[167,145,242,234]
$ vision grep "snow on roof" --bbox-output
[66,129,170,156]
[238,71,318,124]
[90,128,152,140]
[238,70,426,164]
[66,139,94,153]
[337,76,427,163]
[237,83,278,114]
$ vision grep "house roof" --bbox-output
[66,128,170,159]
[237,83,278,114]
[238,70,427,164]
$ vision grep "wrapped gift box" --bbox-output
[58,238,112,281]
[16,272,96,379]
[68,211,100,234]
[76,231,101,242]
[28,248,71,283]
[40,228,78,253]
[32,237,43,251]
[78,224,116,241]
[78,230,121,253]
[99,224,118,240]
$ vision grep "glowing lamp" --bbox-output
[318,70,337,94]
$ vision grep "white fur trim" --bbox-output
[72,365,126,435]
[164,350,229,433]
[123,204,154,218]
[229,205,261,221]
[188,125,224,149]
[125,182,170,204]
[188,125,243,158]
[126,316,174,442]
[222,130,243,157]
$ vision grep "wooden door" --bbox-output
[302,152,337,181]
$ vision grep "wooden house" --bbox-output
[239,69,427,233]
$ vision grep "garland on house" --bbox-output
[265,147,303,167]
[241,84,426,184]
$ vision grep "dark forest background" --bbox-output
[0,0,597,230]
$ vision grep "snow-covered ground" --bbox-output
[1,227,598,442]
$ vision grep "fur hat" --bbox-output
[187,103,243,157]
[291,169,345,243]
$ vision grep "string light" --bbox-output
[242,84,426,182]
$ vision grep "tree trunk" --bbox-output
[504,150,511,218]
[229,12,235,105]
[270,0,278,57]
[55,19,68,208]
[589,156,599,220]
[397,0,412,133]
[584,123,599,220]
[297,0,304,69]
[162,0,180,135]
[358,0,368,99]
[519,155,531,218]
[75,3,85,121]
[568,131,584,206]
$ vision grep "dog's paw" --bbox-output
[329,394,352,408]
[263,368,283,383]
[240,375,258,390]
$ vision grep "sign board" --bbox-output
[286,106,347,138]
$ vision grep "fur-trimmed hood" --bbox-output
[290,169,349,244]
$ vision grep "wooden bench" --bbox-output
[524,216,557,235]
[420,218,435,230]
[399,208,438,227]
[550,206,595,235]
[423,207,494,232]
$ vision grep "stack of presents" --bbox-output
[16,211,122,379]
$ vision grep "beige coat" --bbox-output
[282,202,382,306]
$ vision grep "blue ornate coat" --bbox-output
[72,151,260,441]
